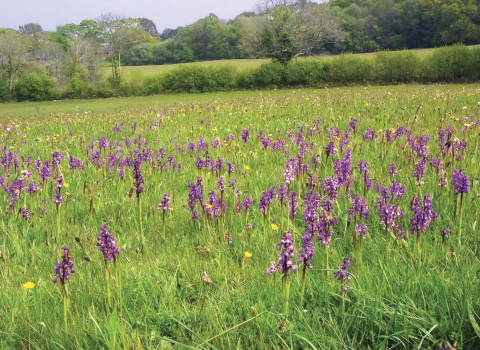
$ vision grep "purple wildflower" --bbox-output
[321,176,342,200]
[241,128,251,144]
[288,191,298,218]
[363,128,378,141]
[440,228,451,239]
[227,161,235,175]
[410,194,438,235]
[19,207,30,220]
[243,196,253,211]
[334,257,352,293]
[157,194,172,211]
[133,158,144,195]
[347,194,371,222]
[217,176,226,193]
[97,224,120,262]
[388,162,397,177]
[298,230,315,270]
[69,155,85,171]
[452,169,470,194]
[413,159,427,182]
[53,246,75,284]
[266,261,277,275]
[390,182,406,200]
[355,223,368,238]
[277,231,297,274]
[325,140,337,158]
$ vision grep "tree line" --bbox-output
[126,0,480,65]
[1,0,480,102]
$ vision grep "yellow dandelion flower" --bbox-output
[271,224,279,231]
[244,251,252,258]
[244,165,250,171]
[22,282,35,289]
[205,204,213,209]
[64,183,70,188]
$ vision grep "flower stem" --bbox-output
[138,195,144,249]
[458,193,464,245]
[300,265,307,308]
[63,292,68,334]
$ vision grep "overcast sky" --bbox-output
[1,0,259,32]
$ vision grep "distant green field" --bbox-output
[110,47,445,77]
[0,84,438,122]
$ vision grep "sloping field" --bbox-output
[111,47,445,77]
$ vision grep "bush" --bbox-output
[328,55,373,83]
[161,65,238,93]
[467,46,480,81]
[143,74,165,95]
[125,43,155,66]
[252,63,286,89]
[205,65,238,91]
[373,51,420,83]
[161,65,210,93]
[284,60,329,86]
[15,74,54,101]
[63,75,93,99]
[423,44,473,82]
[119,70,148,96]
[236,68,256,90]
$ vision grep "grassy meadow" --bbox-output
[1,85,480,349]
[112,47,446,77]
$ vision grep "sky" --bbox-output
[0,0,259,33]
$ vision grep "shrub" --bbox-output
[63,75,93,99]
[160,65,237,93]
[423,44,473,82]
[467,46,480,81]
[205,65,238,91]
[161,65,210,93]
[236,68,256,90]
[143,74,165,95]
[284,60,329,86]
[119,70,148,96]
[125,43,155,66]
[373,51,420,83]
[328,55,373,83]
[15,74,54,101]
[252,63,286,89]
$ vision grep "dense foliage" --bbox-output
[1,45,480,101]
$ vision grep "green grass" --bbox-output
[1,84,480,349]
[110,46,474,77]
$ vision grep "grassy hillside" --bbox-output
[112,47,444,77]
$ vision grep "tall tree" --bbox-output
[261,3,343,64]
[138,18,159,37]
[96,13,154,88]
[18,23,43,35]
